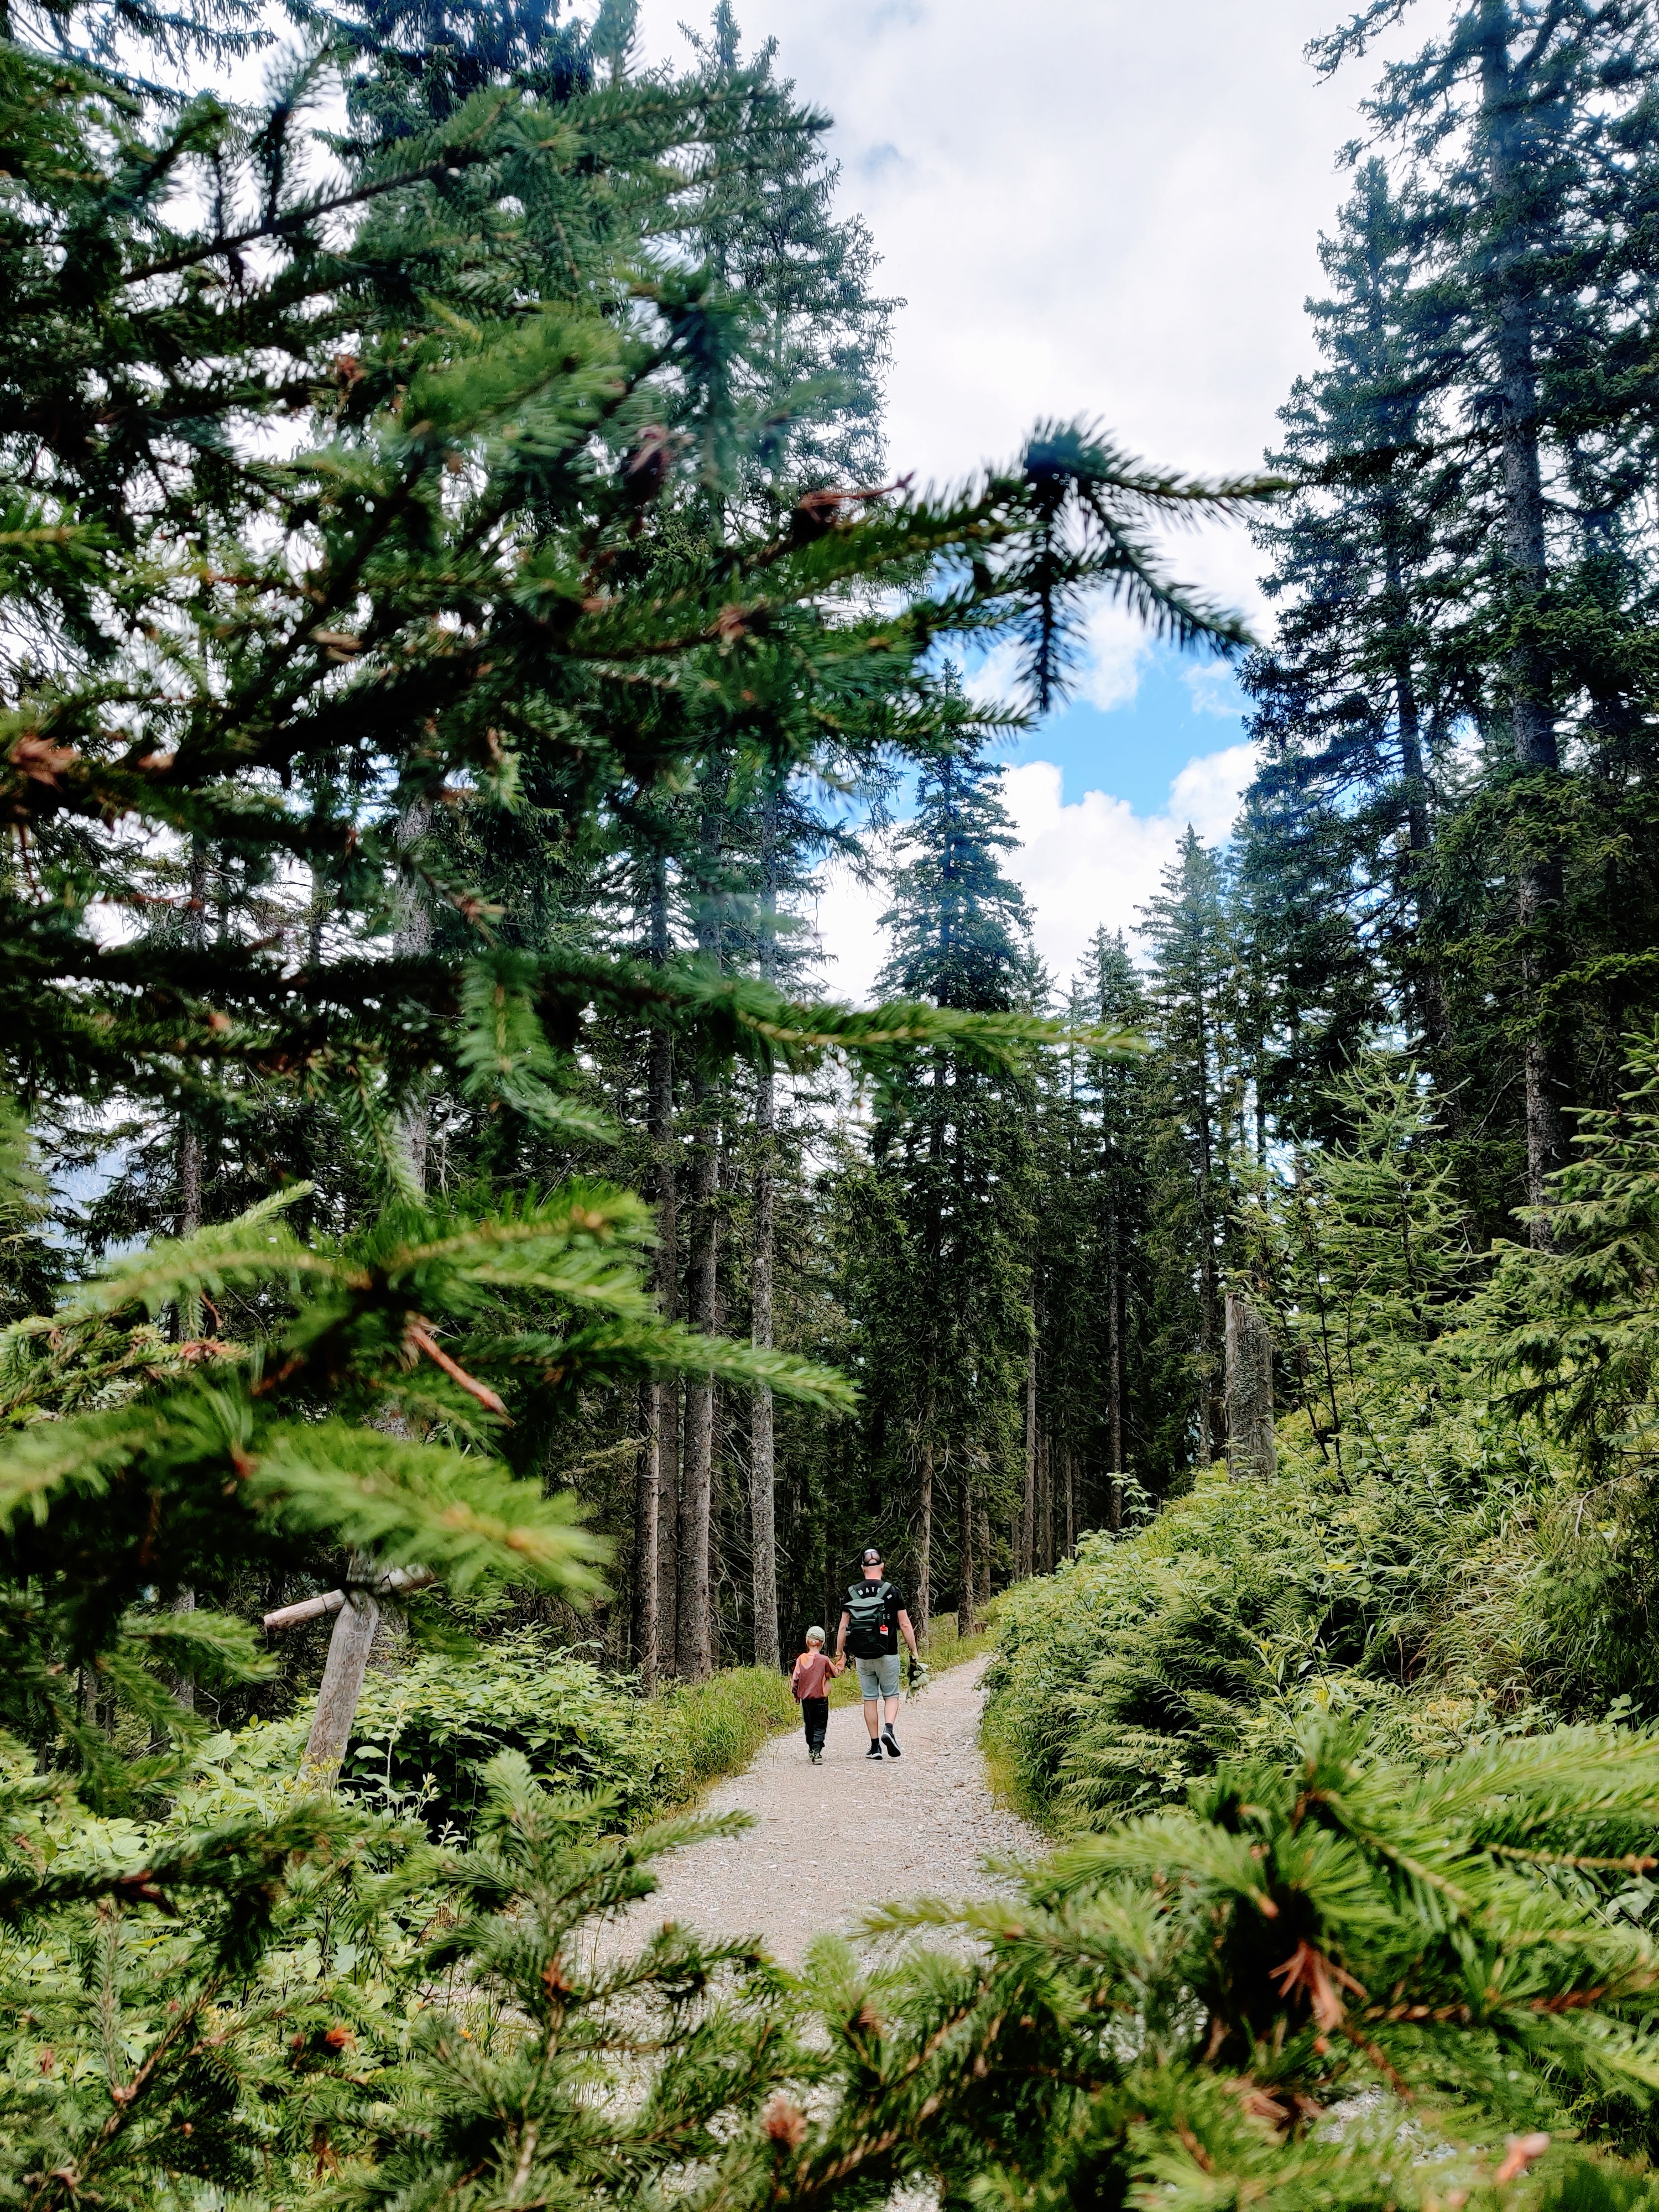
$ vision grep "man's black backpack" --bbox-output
[844,1579,895,1658]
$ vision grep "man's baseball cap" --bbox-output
[861,1547,882,1564]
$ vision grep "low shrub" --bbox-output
[341,1634,796,1832]
[983,1452,1563,1832]
[646,1666,798,1803]
[335,1605,996,1832]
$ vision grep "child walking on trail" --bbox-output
[790,1627,842,1762]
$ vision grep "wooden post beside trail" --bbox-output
[299,1551,381,1787]
[1224,1291,1276,1481]
[266,1562,439,1789]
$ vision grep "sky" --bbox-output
[629,0,1398,1000]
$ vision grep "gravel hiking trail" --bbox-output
[602,1653,1042,1969]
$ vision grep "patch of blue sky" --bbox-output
[1000,643,1250,814]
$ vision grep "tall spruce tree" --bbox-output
[0,0,1269,1764]
[1140,830,1245,1467]
[1311,0,1659,1228]
[848,727,1042,1633]
[1239,159,1467,1115]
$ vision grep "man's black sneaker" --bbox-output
[883,1729,901,1757]
[867,1740,884,1759]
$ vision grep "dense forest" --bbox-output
[16,0,1659,2205]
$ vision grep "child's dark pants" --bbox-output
[801,1696,828,1754]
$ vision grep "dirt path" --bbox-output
[609,1654,1042,1969]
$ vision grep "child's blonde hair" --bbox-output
[804,1625,825,1647]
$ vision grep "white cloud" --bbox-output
[1074,602,1151,713]
[621,1,1404,1000]
[1004,747,1255,987]
[809,744,1258,1004]
[631,0,1411,649]
[1183,660,1246,718]
[808,847,895,1005]
[1164,744,1258,841]
[954,599,1151,719]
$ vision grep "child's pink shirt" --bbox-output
[791,1650,834,1700]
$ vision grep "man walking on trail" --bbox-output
[835,1546,921,1760]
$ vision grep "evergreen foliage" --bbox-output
[20,1,1659,2206]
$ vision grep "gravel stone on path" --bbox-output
[610,1653,1042,1969]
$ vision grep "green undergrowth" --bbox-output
[822,1608,998,1709]
[345,1639,802,1831]
[192,1611,998,1842]
[180,1639,794,1838]
[980,1444,1591,1837]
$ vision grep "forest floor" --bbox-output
[600,1654,1041,1969]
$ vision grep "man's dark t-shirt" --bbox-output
[844,1578,906,1658]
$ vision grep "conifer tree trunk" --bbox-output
[1107,1208,1123,1467]
[915,1417,933,1642]
[749,1088,777,1666]
[167,1587,197,1719]
[634,1396,659,1694]
[1383,519,1456,1081]
[176,834,207,1280]
[1020,1333,1036,1577]
[657,1383,680,1671]
[1063,1446,1076,1555]
[639,854,676,1688]
[976,1500,991,1611]
[677,1074,719,1681]
[1194,990,1224,1465]
[1225,1291,1276,1481]
[677,810,723,1683]
[1037,1426,1052,1574]
[1107,1207,1124,1532]
[921,1047,948,1605]
[748,796,780,1670]
[956,1462,974,1636]
[169,837,207,1708]
[306,802,430,1785]
[1479,0,1566,1229]
[391,800,434,1187]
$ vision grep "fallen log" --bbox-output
[263,1562,437,1632]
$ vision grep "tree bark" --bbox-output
[976,1500,991,1611]
[677,1072,719,1681]
[392,799,434,1188]
[1479,0,1566,1230]
[640,852,677,1684]
[1019,1332,1036,1577]
[1063,1445,1076,1556]
[1037,1425,1052,1574]
[1386,536,1457,1092]
[1107,1203,1123,1474]
[167,1587,196,1717]
[656,1381,680,1670]
[676,807,723,1682]
[634,1392,660,1695]
[305,808,432,1783]
[168,840,208,1694]
[176,832,207,1317]
[915,1424,933,1643]
[956,1462,974,1637]
[748,793,780,1669]
[1225,1290,1277,1481]
[177,1129,202,1248]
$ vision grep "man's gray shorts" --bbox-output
[854,1653,901,1699]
